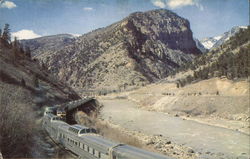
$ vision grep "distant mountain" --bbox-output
[194,38,208,53]
[171,26,250,86]
[24,9,201,92]
[21,34,77,58]
[200,26,247,50]
[0,38,80,103]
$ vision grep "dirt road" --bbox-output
[99,99,250,159]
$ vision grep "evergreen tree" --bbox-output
[25,46,31,58]
[12,37,22,61]
[2,24,11,43]
[12,37,19,48]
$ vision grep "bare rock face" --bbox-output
[26,9,201,91]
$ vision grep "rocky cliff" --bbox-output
[25,9,201,92]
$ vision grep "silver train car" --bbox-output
[42,113,173,159]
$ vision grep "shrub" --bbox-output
[0,85,36,158]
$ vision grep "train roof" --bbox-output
[79,134,120,153]
[65,98,93,111]
[45,106,57,111]
[44,113,64,121]
[68,124,97,135]
[71,124,89,129]
[44,113,57,118]
[114,145,173,159]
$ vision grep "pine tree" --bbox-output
[2,24,11,43]
[25,46,31,58]
[12,37,19,48]
[12,37,23,61]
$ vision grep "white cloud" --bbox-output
[0,0,17,9]
[167,0,203,10]
[151,0,204,10]
[83,7,93,11]
[152,0,166,8]
[71,34,81,37]
[195,2,204,11]
[11,30,41,40]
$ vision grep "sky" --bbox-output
[0,0,249,40]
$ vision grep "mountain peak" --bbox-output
[200,25,247,50]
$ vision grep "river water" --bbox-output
[99,99,250,159]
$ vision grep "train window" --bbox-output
[80,143,84,149]
[80,129,85,134]
[93,149,95,155]
[94,150,99,158]
[98,152,101,158]
[84,145,88,151]
[91,129,97,133]
[87,146,89,152]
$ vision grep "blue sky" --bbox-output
[0,0,249,40]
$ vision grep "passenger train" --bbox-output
[42,107,173,159]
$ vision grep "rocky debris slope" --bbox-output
[26,9,201,92]
[124,78,249,121]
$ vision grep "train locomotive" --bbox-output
[42,107,173,159]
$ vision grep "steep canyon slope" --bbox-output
[0,36,80,157]
[24,9,201,92]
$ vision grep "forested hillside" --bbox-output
[170,26,250,87]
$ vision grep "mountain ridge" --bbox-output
[200,26,247,50]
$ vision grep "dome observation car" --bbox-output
[68,124,97,136]
[44,106,57,115]
[56,109,66,117]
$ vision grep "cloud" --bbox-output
[151,0,166,8]
[0,0,17,9]
[151,0,204,10]
[71,34,81,37]
[11,30,41,40]
[83,7,93,11]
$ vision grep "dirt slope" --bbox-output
[105,77,249,121]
